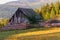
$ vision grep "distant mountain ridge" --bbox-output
[0,1,31,9]
[5,1,28,7]
[0,1,32,18]
[0,0,58,18]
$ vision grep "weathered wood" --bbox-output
[1,8,41,30]
[8,8,29,25]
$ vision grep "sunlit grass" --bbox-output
[0,27,60,40]
[0,28,50,40]
[18,32,60,40]
[5,32,60,40]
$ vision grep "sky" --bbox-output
[0,0,59,8]
[0,0,58,4]
[0,0,17,4]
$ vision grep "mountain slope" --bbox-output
[0,1,31,18]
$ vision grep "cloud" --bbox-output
[0,0,17,4]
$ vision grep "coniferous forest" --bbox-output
[35,1,60,21]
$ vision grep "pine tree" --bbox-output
[55,1,60,15]
[34,8,39,14]
[39,12,44,20]
[34,1,60,20]
[50,8,55,19]
[44,11,50,20]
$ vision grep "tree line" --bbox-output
[35,1,60,21]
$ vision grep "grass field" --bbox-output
[0,28,60,40]
[17,32,60,40]
[0,28,50,40]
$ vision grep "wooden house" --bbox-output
[1,7,41,30]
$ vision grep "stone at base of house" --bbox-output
[0,23,29,31]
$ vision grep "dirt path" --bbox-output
[5,28,60,40]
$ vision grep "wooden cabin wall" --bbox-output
[14,13,17,23]
[9,9,29,25]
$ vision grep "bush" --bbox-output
[0,23,4,29]
[0,19,9,29]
